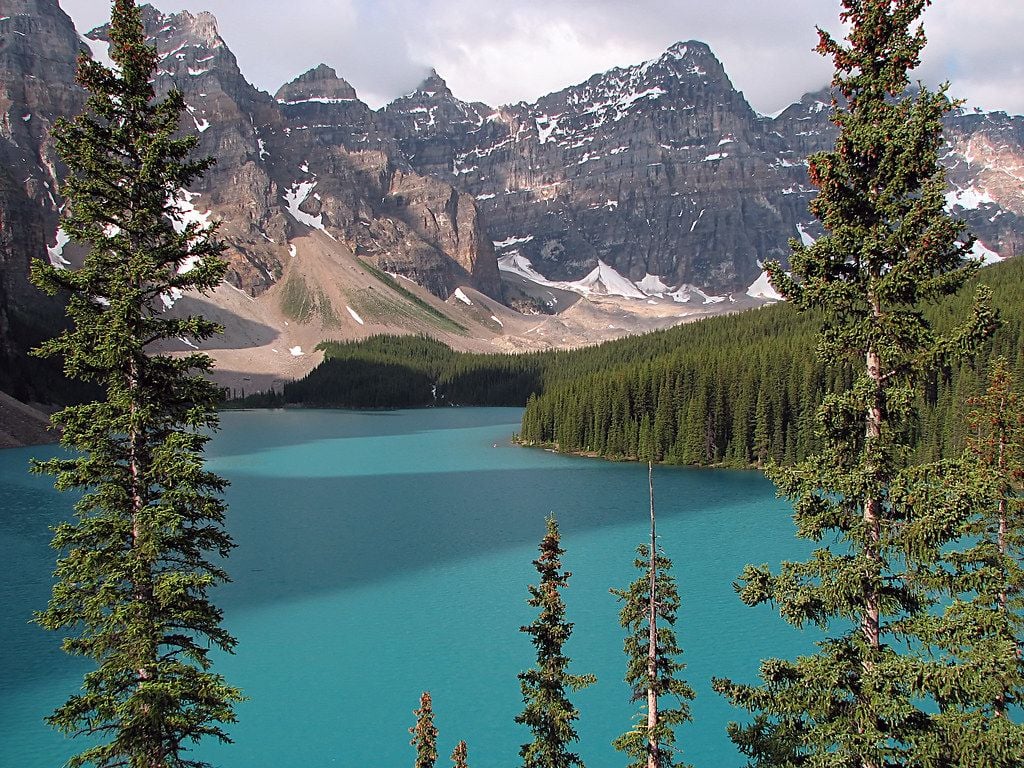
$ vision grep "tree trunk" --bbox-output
[996,415,1008,717]
[863,343,882,654]
[647,461,658,768]
[128,362,163,768]
[862,311,883,768]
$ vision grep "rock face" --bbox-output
[386,46,1024,292]
[943,111,1024,258]
[770,90,1024,261]
[269,64,501,298]
[0,0,85,398]
[122,6,499,301]
[1,0,1022,406]
[386,42,818,291]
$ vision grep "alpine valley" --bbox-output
[1,0,1022,441]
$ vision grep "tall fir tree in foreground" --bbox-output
[30,1,241,765]
[611,463,694,768]
[712,1,996,766]
[516,514,596,768]
[410,691,439,768]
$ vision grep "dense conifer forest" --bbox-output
[233,256,1023,467]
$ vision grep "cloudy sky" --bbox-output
[58,0,1024,116]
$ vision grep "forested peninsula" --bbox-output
[234,255,1024,468]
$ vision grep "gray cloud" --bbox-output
[57,0,1024,114]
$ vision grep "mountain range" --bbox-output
[1,0,1021,428]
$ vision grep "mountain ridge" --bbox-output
[0,0,1021,428]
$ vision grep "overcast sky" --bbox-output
[57,0,1024,116]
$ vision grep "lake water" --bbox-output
[0,408,814,768]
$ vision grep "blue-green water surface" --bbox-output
[1,408,814,767]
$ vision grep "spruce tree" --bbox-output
[712,1,996,766]
[29,2,240,766]
[410,691,439,768]
[611,463,694,768]
[516,514,596,768]
[922,358,1024,765]
[451,740,469,768]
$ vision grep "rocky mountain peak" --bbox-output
[384,67,492,142]
[528,37,738,126]
[138,4,223,49]
[415,68,452,98]
[774,86,833,121]
[655,39,728,81]
[275,64,359,104]
[664,40,704,58]
[89,5,240,84]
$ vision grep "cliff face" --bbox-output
[1,1,1022,406]
[0,0,83,396]
[943,111,1024,259]
[384,44,823,291]
[387,49,1024,293]
[0,0,504,402]
[118,7,500,301]
[269,64,501,298]
[770,90,1024,261]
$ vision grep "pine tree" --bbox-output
[410,691,439,768]
[451,740,469,768]
[516,514,596,768]
[712,1,996,766]
[965,358,1024,626]
[923,358,1024,765]
[611,463,694,768]
[29,2,241,766]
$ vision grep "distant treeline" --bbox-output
[231,335,548,409]
[231,257,1024,467]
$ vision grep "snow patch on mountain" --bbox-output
[160,289,183,309]
[277,97,357,105]
[945,185,996,210]
[185,104,209,133]
[453,288,472,305]
[746,267,783,301]
[498,252,549,283]
[536,115,561,144]
[569,261,647,299]
[177,255,202,274]
[971,239,1004,265]
[500,254,731,305]
[669,285,726,305]
[168,189,212,235]
[637,274,672,296]
[797,223,817,246]
[493,235,535,249]
[47,227,71,269]
[283,181,336,239]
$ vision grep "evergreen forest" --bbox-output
[234,255,1024,468]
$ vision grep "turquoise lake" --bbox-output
[0,407,815,768]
